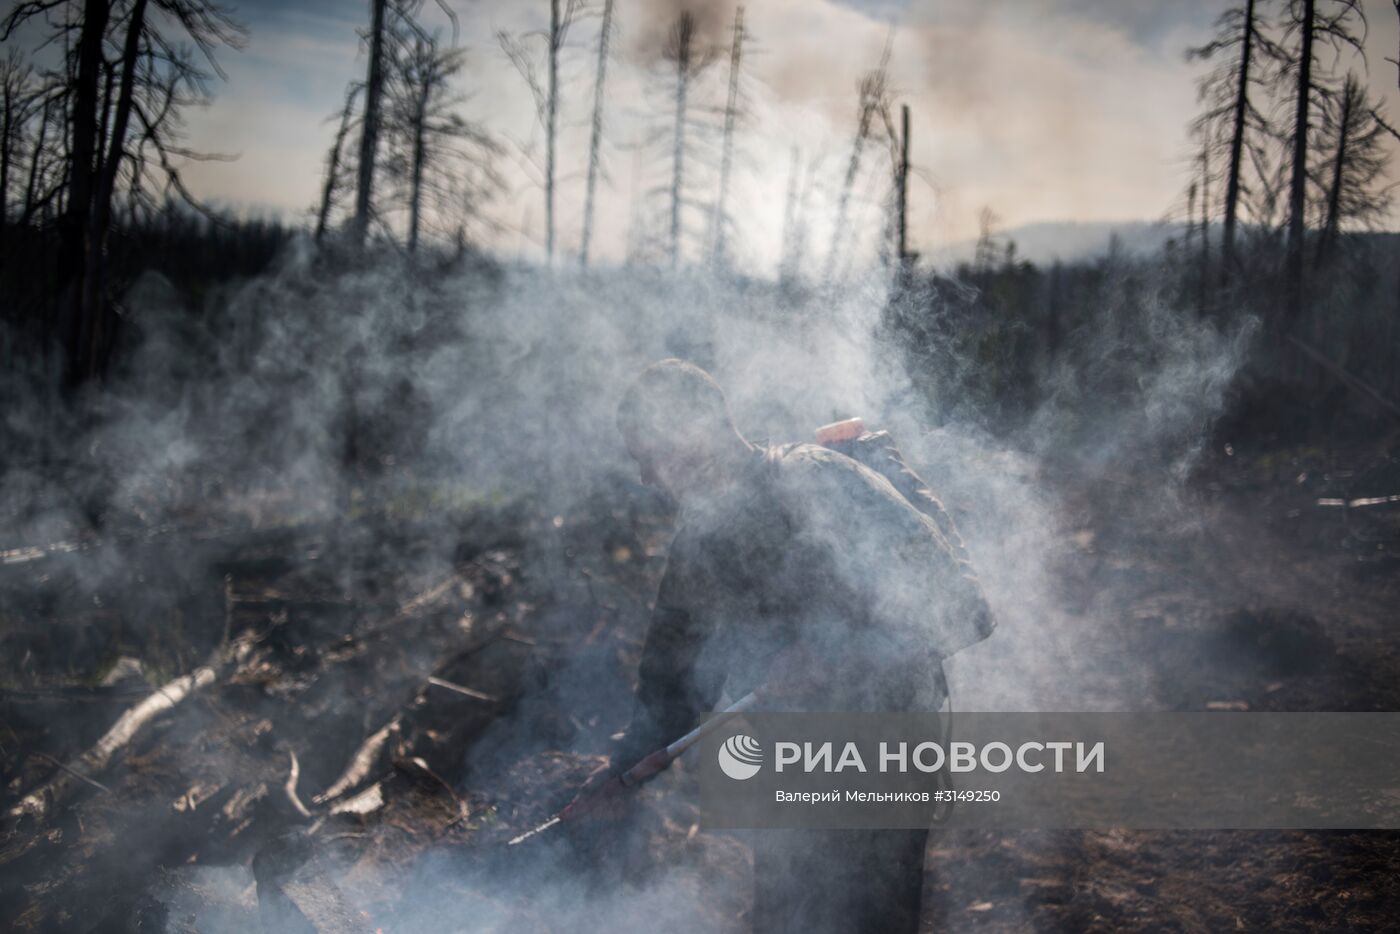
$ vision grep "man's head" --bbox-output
[617,359,750,499]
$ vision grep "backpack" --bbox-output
[814,418,979,821]
[813,417,973,570]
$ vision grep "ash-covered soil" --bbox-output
[926,437,1400,932]
[2,436,1398,933]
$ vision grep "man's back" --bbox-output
[619,442,992,762]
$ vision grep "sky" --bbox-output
[21,0,1400,271]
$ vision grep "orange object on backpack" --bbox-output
[814,417,865,446]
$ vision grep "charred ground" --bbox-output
[2,410,1398,931]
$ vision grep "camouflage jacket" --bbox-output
[615,442,994,765]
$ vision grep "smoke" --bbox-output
[0,225,1257,930]
[628,0,741,67]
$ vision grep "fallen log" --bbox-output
[6,666,219,825]
[313,714,402,805]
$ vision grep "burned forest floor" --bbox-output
[2,431,1400,933]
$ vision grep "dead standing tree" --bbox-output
[667,12,695,268]
[823,35,893,286]
[352,0,389,249]
[316,83,363,243]
[2,0,245,387]
[1187,0,1284,285]
[1311,73,1392,269]
[579,0,614,268]
[333,0,462,248]
[1278,0,1365,329]
[1,52,37,229]
[81,0,147,355]
[500,0,582,264]
[657,9,724,269]
[386,33,497,254]
[1198,143,1213,317]
[707,4,744,268]
[403,37,447,253]
[1,0,109,387]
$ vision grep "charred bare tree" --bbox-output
[1196,143,1212,317]
[1187,0,1281,284]
[80,0,148,372]
[1279,0,1365,327]
[316,84,363,243]
[708,4,744,268]
[896,103,910,274]
[545,0,560,262]
[667,11,695,268]
[1219,0,1257,278]
[330,0,460,248]
[386,34,495,254]
[41,0,109,387]
[402,36,448,253]
[0,53,35,228]
[579,0,614,268]
[824,35,893,285]
[1285,0,1316,326]
[1312,74,1392,267]
[3,0,245,386]
[500,0,580,264]
[352,0,389,249]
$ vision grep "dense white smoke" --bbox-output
[0,233,1253,930]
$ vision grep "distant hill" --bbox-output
[932,220,1186,267]
[931,221,1400,268]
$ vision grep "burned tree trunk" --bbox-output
[58,0,112,387]
[316,86,361,243]
[826,106,873,283]
[579,0,614,268]
[407,73,430,254]
[1315,77,1357,268]
[352,0,388,249]
[1285,0,1315,327]
[545,0,560,263]
[81,0,148,378]
[1221,0,1257,280]
[896,103,909,269]
[824,39,890,285]
[669,12,695,268]
[1198,145,1211,318]
[709,5,744,267]
[1313,71,1388,272]
[0,57,26,228]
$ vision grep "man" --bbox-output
[585,358,993,932]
